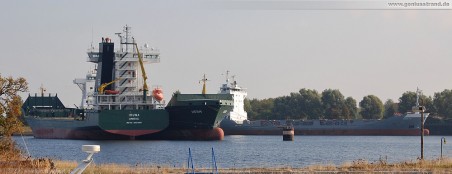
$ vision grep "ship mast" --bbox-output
[225,70,230,84]
[412,87,423,113]
[39,84,46,97]
[200,74,209,94]
[415,87,420,108]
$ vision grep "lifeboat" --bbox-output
[152,88,164,101]
[104,90,120,95]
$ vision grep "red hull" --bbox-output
[225,129,430,136]
[138,128,224,140]
[31,127,224,140]
[32,127,131,140]
[105,130,161,137]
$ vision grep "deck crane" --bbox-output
[133,38,148,103]
[98,78,120,94]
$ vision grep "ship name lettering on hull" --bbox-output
[127,113,141,124]
[191,110,202,114]
[126,122,142,124]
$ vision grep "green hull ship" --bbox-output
[23,26,233,140]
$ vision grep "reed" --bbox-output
[3,156,452,173]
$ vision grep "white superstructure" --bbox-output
[76,25,164,111]
[73,70,96,109]
[219,71,247,124]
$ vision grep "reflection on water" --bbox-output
[13,135,451,168]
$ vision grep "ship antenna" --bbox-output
[90,26,94,49]
[231,75,236,85]
[225,70,230,83]
[115,32,122,51]
[199,74,209,95]
[39,84,46,97]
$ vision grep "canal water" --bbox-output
[13,135,451,168]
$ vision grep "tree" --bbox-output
[398,91,433,114]
[321,89,346,119]
[271,89,323,120]
[433,89,452,119]
[298,89,323,119]
[383,99,399,118]
[344,97,358,119]
[0,75,28,136]
[0,75,28,160]
[359,95,384,119]
[272,93,301,119]
[243,98,252,115]
[247,98,274,120]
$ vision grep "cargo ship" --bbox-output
[23,26,233,140]
[219,74,429,136]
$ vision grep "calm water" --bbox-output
[13,135,452,168]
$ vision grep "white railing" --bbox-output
[87,52,100,62]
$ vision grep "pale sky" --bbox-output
[1,0,452,107]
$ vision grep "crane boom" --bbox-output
[98,78,120,94]
[133,41,148,102]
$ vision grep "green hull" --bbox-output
[165,94,234,129]
[98,110,169,136]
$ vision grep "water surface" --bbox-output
[13,135,451,168]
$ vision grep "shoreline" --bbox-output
[3,158,452,173]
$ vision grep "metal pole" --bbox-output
[441,138,443,159]
[441,137,446,159]
[421,107,424,160]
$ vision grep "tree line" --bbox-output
[245,88,452,120]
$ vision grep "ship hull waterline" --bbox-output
[29,126,225,140]
[222,129,430,136]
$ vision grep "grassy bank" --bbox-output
[3,158,452,173]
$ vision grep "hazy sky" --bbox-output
[1,0,452,107]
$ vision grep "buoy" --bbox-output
[283,126,294,141]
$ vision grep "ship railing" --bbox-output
[96,99,165,106]
[95,102,165,110]
[115,67,135,71]
[96,102,165,106]
[114,74,136,79]
[116,84,136,88]
[96,99,164,104]
[142,54,160,63]
[115,48,160,54]
[87,52,100,63]
[114,54,160,63]
[95,93,165,103]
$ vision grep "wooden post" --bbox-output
[420,106,424,160]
